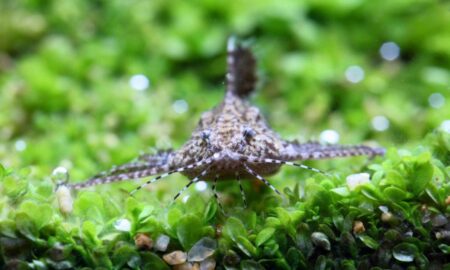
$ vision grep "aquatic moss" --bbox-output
[0,0,449,269]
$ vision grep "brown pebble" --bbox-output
[200,257,216,270]
[353,220,365,234]
[445,196,450,205]
[134,233,153,250]
[381,212,393,223]
[163,251,187,265]
[173,263,191,270]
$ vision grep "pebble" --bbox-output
[200,257,216,270]
[173,262,200,270]
[163,251,187,265]
[353,220,365,234]
[346,173,370,191]
[155,234,170,252]
[311,232,331,251]
[446,196,450,205]
[187,237,217,262]
[431,214,448,227]
[134,233,153,250]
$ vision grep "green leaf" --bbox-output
[112,243,140,268]
[360,185,384,202]
[74,192,105,224]
[407,155,434,196]
[18,201,54,230]
[255,227,276,247]
[236,235,259,257]
[176,214,204,250]
[240,260,264,270]
[275,207,291,226]
[223,216,247,242]
[141,252,170,270]
[286,247,307,269]
[203,199,217,222]
[138,205,155,222]
[265,217,281,228]
[0,220,17,238]
[0,163,5,180]
[383,186,410,201]
[82,221,100,247]
[167,207,183,230]
[357,234,379,249]
[15,213,39,242]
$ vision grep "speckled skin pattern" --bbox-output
[170,91,285,180]
[70,37,384,193]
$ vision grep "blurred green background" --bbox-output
[0,0,449,183]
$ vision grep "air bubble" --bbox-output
[428,93,445,109]
[345,65,365,83]
[371,115,390,131]
[195,181,208,191]
[172,99,189,114]
[320,129,340,144]
[129,74,150,91]
[440,120,450,133]
[15,140,27,152]
[51,166,69,184]
[379,42,400,61]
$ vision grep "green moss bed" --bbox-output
[1,0,449,269]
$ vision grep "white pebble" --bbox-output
[346,173,370,191]
[114,218,131,232]
[155,234,170,252]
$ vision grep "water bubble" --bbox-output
[320,129,340,144]
[195,181,208,191]
[428,93,445,108]
[172,99,189,114]
[51,166,69,183]
[15,140,27,151]
[345,65,365,83]
[114,218,131,232]
[371,115,390,131]
[379,42,400,61]
[155,234,170,252]
[440,120,450,133]
[129,74,150,91]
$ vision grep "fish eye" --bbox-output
[201,130,211,141]
[243,127,255,139]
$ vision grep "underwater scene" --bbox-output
[0,0,449,269]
